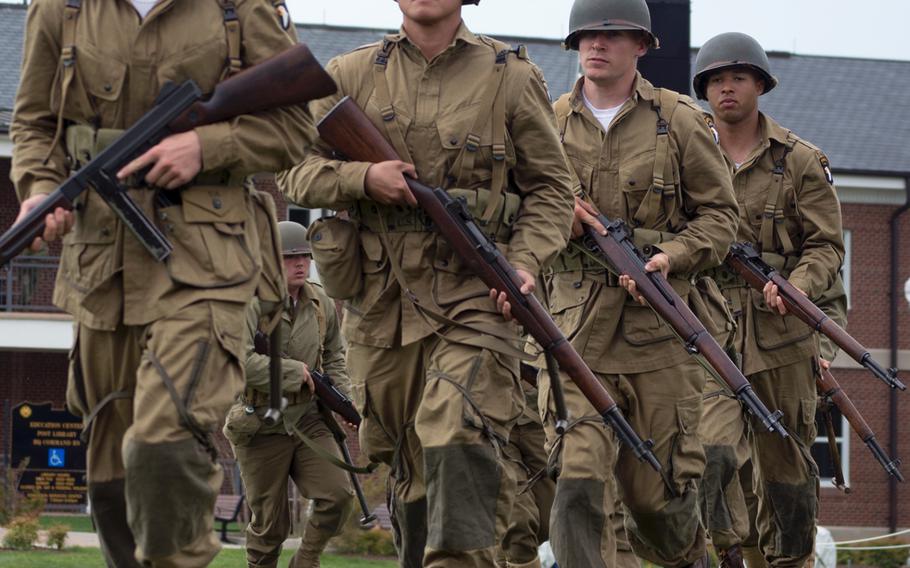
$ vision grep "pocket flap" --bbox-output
[181,186,246,223]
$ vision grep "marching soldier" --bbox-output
[224,221,355,568]
[693,32,845,568]
[9,1,314,565]
[277,1,575,565]
[541,0,739,566]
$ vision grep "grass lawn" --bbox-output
[38,514,95,533]
[0,546,397,567]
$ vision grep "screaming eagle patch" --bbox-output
[276,2,291,31]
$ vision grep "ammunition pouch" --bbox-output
[308,216,363,300]
[549,227,676,286]
[354,186,519,243]
[64,123,235,186]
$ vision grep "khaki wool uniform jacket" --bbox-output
[237,281,350,437]
[11,0,314,336]
[719,113,845,375]
[549,74,739,375]
[278,23,575,349]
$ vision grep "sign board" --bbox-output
[10,402,87,507]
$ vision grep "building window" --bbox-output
[842,229,851,309]
[811,404,850,489]
[288,206,310,227]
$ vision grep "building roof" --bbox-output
[0,4,908,175]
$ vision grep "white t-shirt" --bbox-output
[131,0,160,18]
[583,92,625,133]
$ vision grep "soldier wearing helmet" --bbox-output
[694,32,845,568]
[278,0,575,565]
[224,220,355,568]
[535,1,740,567]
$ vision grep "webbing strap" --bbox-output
[79,390,132,444]
[759,134,796,255]
[222,1,243,77]
[288,419,378,474]
[372,39,414,163]
[44,0,82,164]
[632,89,675,229]
[449,46,510,222]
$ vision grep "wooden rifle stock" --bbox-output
[317,97,667,481]
[727,242,906,391]
[817,368,903,482]
[580,219,788,438]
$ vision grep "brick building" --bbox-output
[0,3,907,536]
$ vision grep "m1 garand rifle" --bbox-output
[576,210,789,438]
[316,96,671,491]
[726,242,906,391]
[0,42,337,425]
[0,42,336,266]
[816,367,903,490]
[252,331,378,527]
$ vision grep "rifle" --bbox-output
[520,360,569,435]
[321,411,379,529]
[816,367,903,485]
[316,97,668,487]
[727,242,906,391]
[253,330,362,428]
[576,215,788,438]
[1,43,336,266]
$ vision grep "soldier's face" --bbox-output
[578,31,648,85]
[283,254,311,289]
[398,0,462,24]
[705,68,764,124]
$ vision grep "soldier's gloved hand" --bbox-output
[14,194,74,250]
[571,196,606,238]
[763,280,806,316]
[301,363,315,394]
[117,130,202,190]
[365,160,418,206]
[490,269,535,322]
[619,253,670,305]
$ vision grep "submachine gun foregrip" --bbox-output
[581,219,788,439]
[1,43,336,266]
[317,97,668,485]
[817,368,903,483]
[727,242,906,392]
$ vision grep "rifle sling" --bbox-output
[287,418,377,474]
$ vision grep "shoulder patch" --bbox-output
[792,136,835,184]
[274,2,291,31]
[702,113,720,145]
[818,153,834,184]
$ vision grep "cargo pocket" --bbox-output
[59,191,118,294]
[164,186,258,289]
[222,403,262,447]
[621,303,676,346]
[750,290,813,350]
[432,237,489,307]
[346,231,390,317]
[548,272,595,341]
[671,394,704,488]
[689,275,735,346]
[308,216,363,300]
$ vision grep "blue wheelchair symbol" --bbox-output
[48,448,65,468]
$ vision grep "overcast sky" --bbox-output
[285,0,910,61]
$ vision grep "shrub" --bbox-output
[332,526,396,557]
[46,523,69,550]
[2,515,39,550]
[17,491,46,520]
[839,539,910,568]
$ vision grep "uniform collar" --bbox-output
[285,281,318,312]
[568,71,655,114]
[760,112,791,147]
[388,20,484,53]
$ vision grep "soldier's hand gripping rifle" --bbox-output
[317,97,669,487]
[0,43,337,266]
[252,331,378,527]
[727,242,906,391]
[577,212,789,438]
[817,367,903,486]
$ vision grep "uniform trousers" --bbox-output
[347,311,524,568]
[541,358,708,568]
[67,300,245,568]
[233,415,355,568]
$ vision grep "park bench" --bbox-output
[214,494,245,544]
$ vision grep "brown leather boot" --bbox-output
[719,545,746,568]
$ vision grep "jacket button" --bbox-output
[449,137,459,146]
[440,260,448,267]
[100,227,111,237]
[103,83,112,92]
[213,197,223,209]
[572,281,582,289]
[628,180,636,186]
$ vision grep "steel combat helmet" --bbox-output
[564,0,659,51]
[278,221,311,256]
[693,32,778,100]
